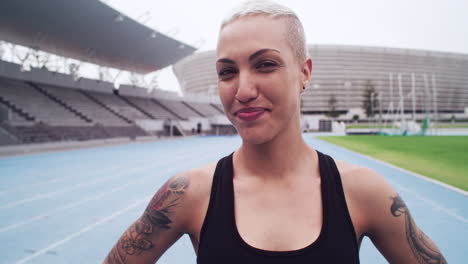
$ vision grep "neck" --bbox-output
[235,118,315,180]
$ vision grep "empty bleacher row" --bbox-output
[0,71,225,145]
[0,78,87,126]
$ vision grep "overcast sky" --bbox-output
[107,0,468,92]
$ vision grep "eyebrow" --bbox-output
[248,48,280,62]
[216,58,235,64]
[216,48,280,64]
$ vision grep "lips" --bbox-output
[234,107,268,121]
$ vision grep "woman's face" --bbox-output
[216,15,311,145]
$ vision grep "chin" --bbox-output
[238,126,275,145]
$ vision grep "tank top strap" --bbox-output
[316,151,359,257]
[317,150,340,204]
[198,153,236,253]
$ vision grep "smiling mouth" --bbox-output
[235,107,269,121]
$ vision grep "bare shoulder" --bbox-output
[171,162,217,233]
[333,159,397,236]
[334,159,393,201]
[176,162,217,204]
[133,161,218,235]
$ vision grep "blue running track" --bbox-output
[0,135,466,263]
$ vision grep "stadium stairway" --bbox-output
[151,98,185,120]
[78,90,133,124]
[0,96,36,122]
[210,103,225,114]
[0,123,21,145]
[27,82,93,124]
[164,120,185,136]
[182,101,205,117]
[115,92,156,119]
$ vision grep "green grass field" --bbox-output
[434,123,468,129]
[345,123,468,129]
[346,124,393,129]
[318,136,468,191]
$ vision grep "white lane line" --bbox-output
[309,136,468,223]
[0,136,201,196]
[0,166,123,196]
[0,143,216,210]
[12,140,223,264]
[0,176,68,196]
[14,196,151,264]
[394,183,468,225]
[0,164,155,210]
[0,151,169,196]
[0,151,213,233]
[368,156,468,196]
[10,137,236,264]
[0,176,153,233]
[0,146,199,210]
[310,135,468,196]
[0,162,118,195]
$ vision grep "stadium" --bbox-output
[0,1,466,264]
[0,0,235,147]
[173,46,468,121]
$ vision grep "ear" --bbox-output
[300,58,312,93]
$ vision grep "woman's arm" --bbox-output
[341,164,446,264]
[368,185,447,263]
[103,174,191,264]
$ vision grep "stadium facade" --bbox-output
[173,45,468,119]
[0,0,234,146]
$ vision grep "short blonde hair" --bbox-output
[220,0,308,63]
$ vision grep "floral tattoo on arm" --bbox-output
[105,176,189,264]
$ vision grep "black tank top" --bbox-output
[197,151,360,263]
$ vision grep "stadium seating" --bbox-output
[0,0,236,147]
[0,79,87,125]
[123,95,178,120]
[0,65,231,145]
[40,84,129,126]
[0,75,157,143]
[0,125,20,145]
[0,99,32,124]
[83,90,148,121]
[99,125,147,139]
[0,78,88,126]
[210,103,225,114]
[154,98,202,120]
[183,101,223,117]
[2,122,58,143]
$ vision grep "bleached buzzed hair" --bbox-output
[220,0,308,63]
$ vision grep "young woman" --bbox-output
[104,1,446,263]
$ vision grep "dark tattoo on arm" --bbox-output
[390,194,447,264]
[105,176,190,264]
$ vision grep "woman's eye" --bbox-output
[218,68,237,80]
[256,61,277,72]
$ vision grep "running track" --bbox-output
[0,135,466,263]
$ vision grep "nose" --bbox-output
[235,71,258,104]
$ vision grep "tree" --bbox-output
[362,80,379,118]
[326,94,340,118]
[352,114,359,123]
